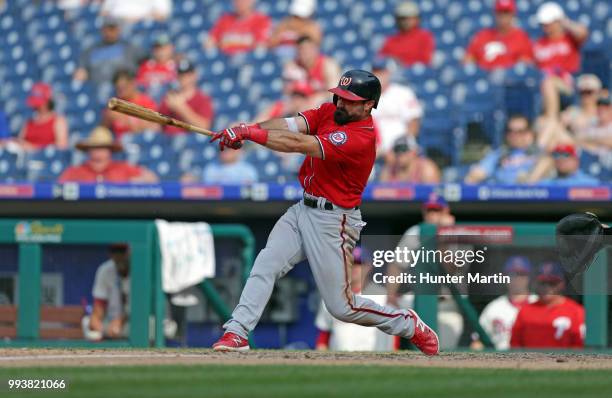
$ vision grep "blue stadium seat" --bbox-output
[0,147,25,182]
[24,147,71,182]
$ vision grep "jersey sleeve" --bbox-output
[92,264,111,300]
[569,305,586,348]
[509,307,524,348]
[478,301,495,338]
[317,129,369,163]
[298,103,333,135]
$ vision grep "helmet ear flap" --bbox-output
[333,94,338,105]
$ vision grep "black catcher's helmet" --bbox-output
[329,70,382,108]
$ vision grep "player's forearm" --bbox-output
[264,130,321,157]
[562,19,588,42]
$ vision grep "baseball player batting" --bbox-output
[210,70,439,355]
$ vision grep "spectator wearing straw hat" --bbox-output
[58,126,158,183]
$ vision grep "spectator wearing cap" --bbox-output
[102,69,159,139]
[473,256,537,350]
[136,34,180,100]
[204,0,272,55]
[464,0,533,70]
[539,144,599,186]
[58,126,158,183]
[282,35,341,107]
[158,60,214,135]
[561,74,604,136]
[14,83,68,151]
[533,2,589,120]
[573,95,612,157]
[73,17,141,89]
[379,136,440,184]
[100,0,172,24]
[315,246,398,351]
[510,262,584,348]
[371,58,423,154]
[268,0,321,59]
[465,114,542,184]
[378,1,435,66]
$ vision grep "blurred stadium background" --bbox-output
[0,0,611,351]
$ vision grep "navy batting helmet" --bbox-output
[329,70,382,108]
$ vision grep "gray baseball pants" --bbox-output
[223,198,415,341]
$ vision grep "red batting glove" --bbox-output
[210,123,269,151]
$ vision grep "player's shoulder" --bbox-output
[303,102,335,118]
[96,260,116,277]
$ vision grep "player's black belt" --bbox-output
[303,195,359,211]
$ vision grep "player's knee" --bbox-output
[249,248,287,279]
[326,303,354,322]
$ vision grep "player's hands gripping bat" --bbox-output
[556,212,612,276]
[211,123,269,151]
[107,97,214,137]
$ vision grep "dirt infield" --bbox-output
[1,349,612,370]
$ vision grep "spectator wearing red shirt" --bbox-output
[136,33,179,100]
[282,36,341,107]
[204,0,271,55]
[58,126,158,183]
[103,69,160,139]
[510,262,585,349]
[158,59,214,134]
[378,2,435,66]
[16,83,68,151]
[534,2,588,119]
[464,0,533,70]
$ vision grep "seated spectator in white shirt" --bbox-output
[372,58,423,154]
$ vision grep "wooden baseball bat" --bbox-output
[107,97,214,137]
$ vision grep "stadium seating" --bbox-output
[0,0,611,184]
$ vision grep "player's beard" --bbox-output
[333,108,352,125]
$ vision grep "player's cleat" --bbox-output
[212,332,250,352]
[407,309,439,356]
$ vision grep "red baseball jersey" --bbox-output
[466,27,533,70]
[210,12,271,55]
[533,33,583,74]
[298,103,376,208]
[510,297,585,348]
[378,28,435,66]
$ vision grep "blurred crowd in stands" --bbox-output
[0,0,611,185]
